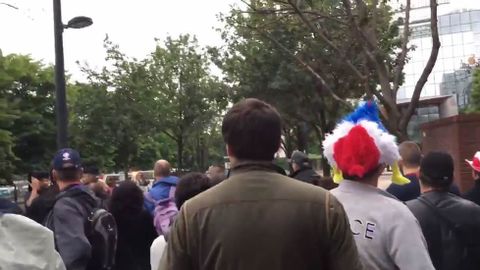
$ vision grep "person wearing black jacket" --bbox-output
[407,152,480,270]
[44,149,98,270]
[110,181,157,270]
[289,150,320,185]
[25,171,59,224]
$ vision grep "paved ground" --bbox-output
[378,172,393,190]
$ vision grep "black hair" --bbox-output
[175,173,212,209]
[109,181,144,218]
[222,98,282,161]
[56,168,82,182]
[343,165,382,181]
[83,165,100,175]
[29,171,50,182]
[420,151,454,190]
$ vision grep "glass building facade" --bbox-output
[390,1,480,140]
[397,9,480,100]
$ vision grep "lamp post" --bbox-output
[53,0,92,149]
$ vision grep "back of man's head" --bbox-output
[420,151,454,190]
[291,150,310,170]
[222,98,282,161]
[175,172,213,209]
[207,165,226,185]
[154,159,171,178]
[52,148,83,182]
[399,141,422,168]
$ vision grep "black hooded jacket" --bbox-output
[407,191,480,270]
[290,167,320,184]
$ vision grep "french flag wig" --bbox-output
[323,101,409,184]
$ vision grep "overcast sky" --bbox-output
[1,0,478,82]
[0,0,241,81]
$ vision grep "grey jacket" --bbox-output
[331,180,434,270]
[44,184,97,270]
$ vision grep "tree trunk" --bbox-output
[321,157,331,177]
[296,123,308,152]
[177,137,184,170]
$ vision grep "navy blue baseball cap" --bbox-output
[52,148,82,170]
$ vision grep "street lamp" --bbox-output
[53,0,92,149]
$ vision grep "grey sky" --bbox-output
[0,0,241,81]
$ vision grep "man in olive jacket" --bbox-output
[160,98,362,270]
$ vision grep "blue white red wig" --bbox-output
[322,101,409,185]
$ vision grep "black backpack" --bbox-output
[419,197,480,269]
[53,187,118,270]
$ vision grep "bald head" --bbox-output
[154,160,171,178]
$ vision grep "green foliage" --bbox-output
[146,35,228,170]
[0,53,56,177]
[0,34,228,177]
[72,35,227,172]
[467,68,480,112]
[213,0,373,158]
[0,98,18,180]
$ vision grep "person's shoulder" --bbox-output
[185,172,329,211]
[381,195,419,224]
[54,191,91,216]
[1,213,53,236]
[264,172,331,199]
[451,194,480,211]
[405,197,422,208]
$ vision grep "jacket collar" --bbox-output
[337,179,399,200]
[420,190,454,204]
[229,160,286,177]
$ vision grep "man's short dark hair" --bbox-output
[175,173,212,209]
[399,141,422,167]
[83,165,100,175]
[56,168,82,182]
[222,98,282,161]
[30,171,50,181]
[420,151,454,189]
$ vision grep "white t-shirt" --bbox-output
[331,180,434,270]
[0,213,66,270]
[150,235,167,270]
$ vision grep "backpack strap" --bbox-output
[418,197,470,245]
[168,186,176,200]
[145,186,176,205]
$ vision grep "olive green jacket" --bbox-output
[160,163,362,270]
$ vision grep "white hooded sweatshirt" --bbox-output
[0,213,65,270]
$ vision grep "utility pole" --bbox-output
[52,0,92,149]
[53,0,68,148]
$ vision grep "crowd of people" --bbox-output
[1,98,480,270]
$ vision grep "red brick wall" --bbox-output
[421,114,480,193]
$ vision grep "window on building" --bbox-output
[451,13,460,26]
[461,12,471,25]
[472,11,480,23]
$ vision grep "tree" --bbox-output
[78,37,161,173]
[68,83,117,170]
[214,0,368,174]
[74,36,227,172]
[0,52,57,175]
[146,35,228,170]
[0,98,18,181]
[228,0,440,140]
[468,68,480,112]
